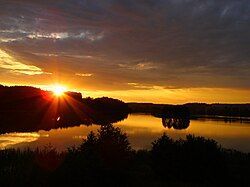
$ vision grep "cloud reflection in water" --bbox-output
[0,132,42,149]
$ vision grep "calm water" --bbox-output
[1,114,250,152]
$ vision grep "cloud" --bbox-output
[119,61,157,71]
[26,31,103,41]
[127,82,162,90]
[0,0,249,91]
[27,32,69,40]
[0,29,104,43]
[0,132,40,149]
[75,73,93,77]
[0,49,47,75]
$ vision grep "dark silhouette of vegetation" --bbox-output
[128,103,191,129]
[0,125,249,186]
[55,124,133,186]
[184,103,250,119]
[0,85,129,133]
[161,105,190,129]
[161,105,190,119]
[128,102,250,121]
[128,102,167,114]
[162,118,190,129]
[82,97,130,124]
[151,134,226,184]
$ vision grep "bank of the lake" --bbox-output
[1,114,250,153]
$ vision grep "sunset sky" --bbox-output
[0,0,249,103]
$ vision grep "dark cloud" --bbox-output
[0,0,249,90]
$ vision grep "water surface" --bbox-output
[1,114,250,152]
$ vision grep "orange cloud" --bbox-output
[0,49,47,75]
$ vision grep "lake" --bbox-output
[1,114,250,152]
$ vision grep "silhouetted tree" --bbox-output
[82,97,130,124]
[151,133,227,184]
[54,124,133,186]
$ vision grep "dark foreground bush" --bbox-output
[151,134,226,184]
[0,125,249,186]
[55,124,133,186]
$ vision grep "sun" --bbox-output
[52,85,66,96]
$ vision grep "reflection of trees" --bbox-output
[162,117,190,129]
[161,105,190,129]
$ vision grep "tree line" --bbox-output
[128,102,250,118]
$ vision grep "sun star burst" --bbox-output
[52,85,66,96]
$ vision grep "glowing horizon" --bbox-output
[0,82,249,104]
